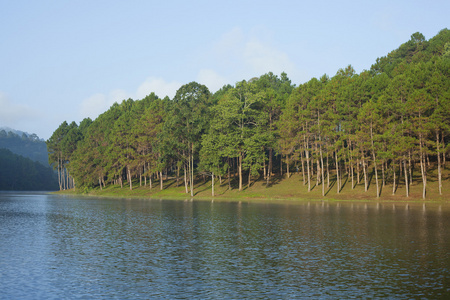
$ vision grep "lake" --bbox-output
[1,192,449,299]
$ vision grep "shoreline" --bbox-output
[51,173,450,205]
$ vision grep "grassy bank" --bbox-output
[58,167,450,203]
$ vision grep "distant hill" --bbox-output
[0,148,58,191]
[0,129,49,166]
[0,126,45,141]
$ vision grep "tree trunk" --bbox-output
[404,158,409,197]
[335,150,340,194]
[212,171,215,197]
[57,155,61,190]
[128,167,132,190]
[263,159,267,180]
[267,148,272,186]
[280,155,283,176]
[228,158,231,190]
[188,152,192,194]
[372,155,379,198]
[62,165,66,190]
[234,157,237,178]
[66,169,69,190]
[348,139,353,188]
[362,153,368,192]
[320,144,325,196]
[436,130,442,195]
[356,158,360,185]
[160,171,163,191]
[315,142,319,186]
[419,135,426,200]
[149,174,152,190]
[190,144,194,197]
[349,141,354,189]
[144,163,147,186]
[408,150,413,185]
[442,134,446,167]
[392,161,396,195]
[239,153,243,191]
[316,156,320,186]
[301,150,305,186]
[184,165,188,194]
[287,154,290,179]
[370,124,379,198]
[326,152,330,188]
[305,140,311,192]
[61,165,64,190]
[177,164,180,187]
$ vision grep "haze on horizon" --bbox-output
[1,0,448,140]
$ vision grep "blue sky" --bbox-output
[1,0,448,139]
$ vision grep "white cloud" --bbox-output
[0,92,39,124]
[244,38,296,77]
[79,78,181,120]
[207,27,297,82]
[213,27,245,63]
[79,89,132,120]
[196,69,228,93]
[79,93,108,120]
[78,27,298,121]
[0,92,48,137]
[110,89,129,104]
[374,11,394,32]
[136,77,181,99]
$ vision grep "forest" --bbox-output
[0,148,58,191]
[0,130,49,166]
[47,29,450,199]
[0,130,57,191]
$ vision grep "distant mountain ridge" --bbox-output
[0,148,58,191]
[0,128,49,166]
[0,126,45,141]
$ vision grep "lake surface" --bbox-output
[1,192,449,299]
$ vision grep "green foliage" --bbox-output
[47,29,450,199]
[0,130,49,166]
[0,148,58,190]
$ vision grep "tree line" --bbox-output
[0,130,49,166]
[0,148,58,191]
[47,30,450,199]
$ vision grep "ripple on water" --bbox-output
[1,194,449,299]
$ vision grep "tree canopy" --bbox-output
[47,29,450,199]
[0,148,58,191]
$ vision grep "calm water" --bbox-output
[1,192,449,299]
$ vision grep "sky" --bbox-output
[0,0,449,140]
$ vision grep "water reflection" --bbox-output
[0,193,449,299]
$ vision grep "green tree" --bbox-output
[164,82,211,196]
[47,121,70,190]
[134,95,166,190]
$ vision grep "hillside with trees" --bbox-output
[47,29,450,199]
[0,129,50,166]
[0,148,58,191]
[0,129,58,191]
